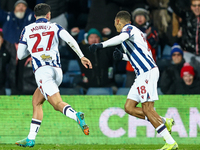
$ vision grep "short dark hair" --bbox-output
[34,3,51,17]
[116,11,131,22]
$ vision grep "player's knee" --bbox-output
[32,101,42,108]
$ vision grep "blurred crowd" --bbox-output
[0,0,200,95]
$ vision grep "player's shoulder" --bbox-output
[21,22,34,33]
[121,24,136,35]
[46,22,64,30]
[122,24,135,32]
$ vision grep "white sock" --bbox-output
[156,124,175,144]
[161,117,166,124]
[63,105,77,121]
[27,118,41,140]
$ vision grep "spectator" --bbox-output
[167,63,200,94]
[169,0,200,73]
[169,0,200,55]
[0,28,10,95]
[0,0,35,94]
[0,0,35,44]
[147,0,171,37]
[159,43,185,94]
[76,28,117,93]
[147,0,177,59]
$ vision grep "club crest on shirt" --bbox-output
[40,54,52,61]
[126,27,131,34]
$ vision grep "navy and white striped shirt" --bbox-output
[18,18,84,72]
[102,24,156,76]
[19,18,62,72]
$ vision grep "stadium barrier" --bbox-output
[0,95,200,144]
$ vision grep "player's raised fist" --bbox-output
[89,43,103,52]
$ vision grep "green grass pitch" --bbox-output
[0,144,200,150]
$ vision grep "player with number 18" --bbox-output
[89,11,178,150]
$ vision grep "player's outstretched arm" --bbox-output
[59,29,84,59]
[102,33,129,48]
[80,57,92,69]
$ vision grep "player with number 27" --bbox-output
[15,3,92,147]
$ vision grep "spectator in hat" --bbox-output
[75,28,117,93]
[0,0,35,44]
[0,0,35,94]
[0,28,10,95]
[166,63,200,94]
[132,8,150,32]
[159,43,185,94]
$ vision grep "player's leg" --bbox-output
[124,99,145,119]
[142,102,178,149]
[28,88,45,139]
[125,79,170,126]
[142,102,163,127]
[142,67,177,149]
[47,92,89,135]
[35,66,89,135]
[124,98,173,132]
[129,67,177,149]
[125,99,165,121]
[15,88,45,147]
[47,92,76,120]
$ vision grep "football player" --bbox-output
[15,3,92,147]
[89,11,178,150]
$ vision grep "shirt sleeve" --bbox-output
[17,43,30,60]
[102,32,129,48]
[17,28,29,59]
[59,29,84,59]
[19,28,27,45]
